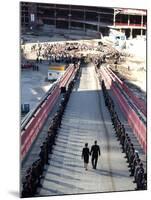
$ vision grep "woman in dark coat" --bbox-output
[82,143,90,170]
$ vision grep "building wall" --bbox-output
[20,2,147,38]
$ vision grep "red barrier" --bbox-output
[101,67,146,153]
[21,85,60,159]
[59,65,75,88]
[106,67,146,116]
[21,65,77,160]
[113,84,146,152]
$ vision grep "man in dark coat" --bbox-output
[82,143,90,170]
[90,140,101,169]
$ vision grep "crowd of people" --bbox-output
[21,63,80,197]
[30,42,92,64]
[21,40,121,82]
[21,40,146,195]
[101,80,147,191]
[22,40,120,68]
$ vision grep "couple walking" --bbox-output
[82,140,101,170]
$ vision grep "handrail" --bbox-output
[106,66,146,116]
[21,64,78,160]
[100,66,146,152]
[21,64,74,130]
[21,81,58,131]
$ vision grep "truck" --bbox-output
[47,64,66,81]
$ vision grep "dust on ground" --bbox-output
[107,53,146,102]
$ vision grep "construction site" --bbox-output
[20,1,147,198]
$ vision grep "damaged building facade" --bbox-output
[21,2,147,38]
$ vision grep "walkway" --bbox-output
[38,63,135,196]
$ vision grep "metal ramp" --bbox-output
[38,63,135,196]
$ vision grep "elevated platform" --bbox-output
[35,63,141,196]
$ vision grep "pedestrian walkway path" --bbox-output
[38,63,135,196]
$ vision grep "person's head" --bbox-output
[94,140,97,145]
[85,143,88,147]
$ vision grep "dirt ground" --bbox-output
[108,54,146,102]
[21,35,146,103]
